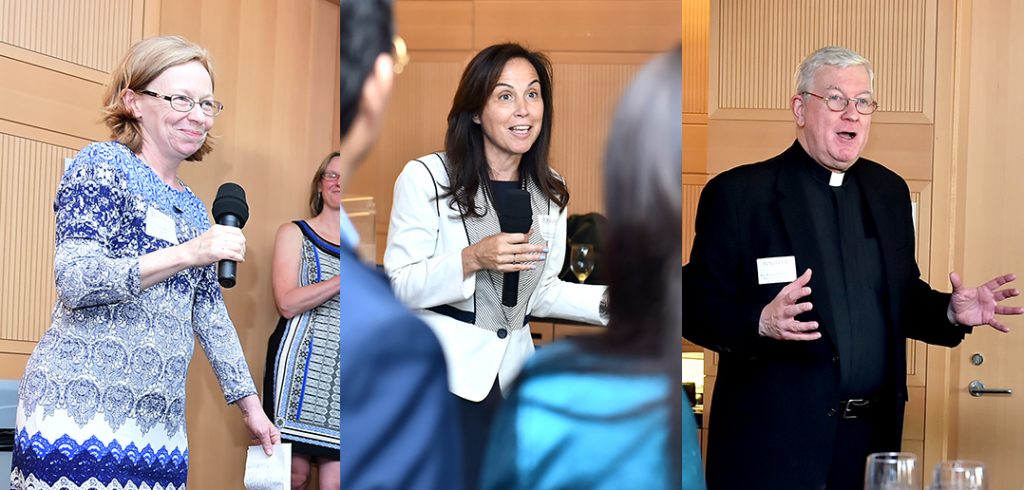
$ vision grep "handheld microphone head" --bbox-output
[212,183,249,228]
[212,183,248,288]
[500,189,533,233]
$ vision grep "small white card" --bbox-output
[756,256,797,285]
[244,443,292,490]
[145,206,178,244]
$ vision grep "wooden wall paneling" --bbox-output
[906,182,932,388]
[551,323,603,342]
[394,1,473,51]
[919,0,968,474]
[0,56,110,142]
[683,0,709,115]
[474,1,682,52]
[333,24,341,150]
[549,60,643,217]
[0,0,138,73]
[0,133,72,344]
[903,385,926,442]
[712,0,933,117]
[682,114,707,174]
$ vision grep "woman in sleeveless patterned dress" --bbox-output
[10,36,279,490]
[264,152,341,490]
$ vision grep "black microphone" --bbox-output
[211,183,249,288]
[499,189,533,307]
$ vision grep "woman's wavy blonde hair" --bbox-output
[102,35,217,161]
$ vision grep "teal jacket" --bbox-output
[683,393,707,489]
[481,340,706,489]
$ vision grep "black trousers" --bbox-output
[452,379,503,490]
[826,411,895,490]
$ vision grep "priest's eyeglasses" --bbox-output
[801,91,878,115]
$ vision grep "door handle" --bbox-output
[968,380,1013,397]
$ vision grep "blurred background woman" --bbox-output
[10,35,278,490]
[480,46,699,489]
[264,152,341,490]
[384,43,607,488]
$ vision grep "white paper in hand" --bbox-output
[244,443,291,490]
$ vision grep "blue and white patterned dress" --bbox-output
[10,141,257,490]
[265,221,340,458]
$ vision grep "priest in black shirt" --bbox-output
[682,46,1023,490]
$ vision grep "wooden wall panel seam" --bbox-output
[0,0,135,73]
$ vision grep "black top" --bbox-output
[489,178,521,219]
[795,154,888,397]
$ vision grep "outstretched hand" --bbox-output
[758,269,820,341]
[949,272,1024,333]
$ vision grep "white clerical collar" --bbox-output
[829,171,845,187]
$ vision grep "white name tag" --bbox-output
[756,256,797,285]
[145,206,179,245]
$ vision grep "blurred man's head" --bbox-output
[790,46,877,173]
[339,0,395,183]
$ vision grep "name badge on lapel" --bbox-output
[145,206,179,245]
[756,256,796,285]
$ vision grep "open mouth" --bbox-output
[510,125,531,136]
[837,131,857,141]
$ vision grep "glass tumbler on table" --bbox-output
[930,460,985,490]
[864,452,919,490]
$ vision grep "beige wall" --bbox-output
[685,0,967,473]
[0,0,339,487]
[347,0,682,263]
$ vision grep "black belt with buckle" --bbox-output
[838,398,876,419]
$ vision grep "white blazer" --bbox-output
[384,153,606,402]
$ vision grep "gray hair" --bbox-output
[795,46,874,94]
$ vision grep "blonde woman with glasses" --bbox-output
[10,35,278,490]
[264,152,341,490]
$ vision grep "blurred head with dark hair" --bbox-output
[338,0,395,185]
[599,45,683,485]
[601,47,682,356]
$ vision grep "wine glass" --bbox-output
[930,460,985,489]
[864,452,919,490]
[570,244,595,284]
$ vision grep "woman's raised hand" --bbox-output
[463,232,547,275]
[187,224,246,267]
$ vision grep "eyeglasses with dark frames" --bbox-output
[138,89,225,117]
[801,91,878,115]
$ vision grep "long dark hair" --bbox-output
[585,46,683,485]
[443,43,568,217]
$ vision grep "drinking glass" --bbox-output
[864,452,919,490]
[930,460,985,489]
[569,244,595,284]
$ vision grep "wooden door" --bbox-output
[953,2,1024,489]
